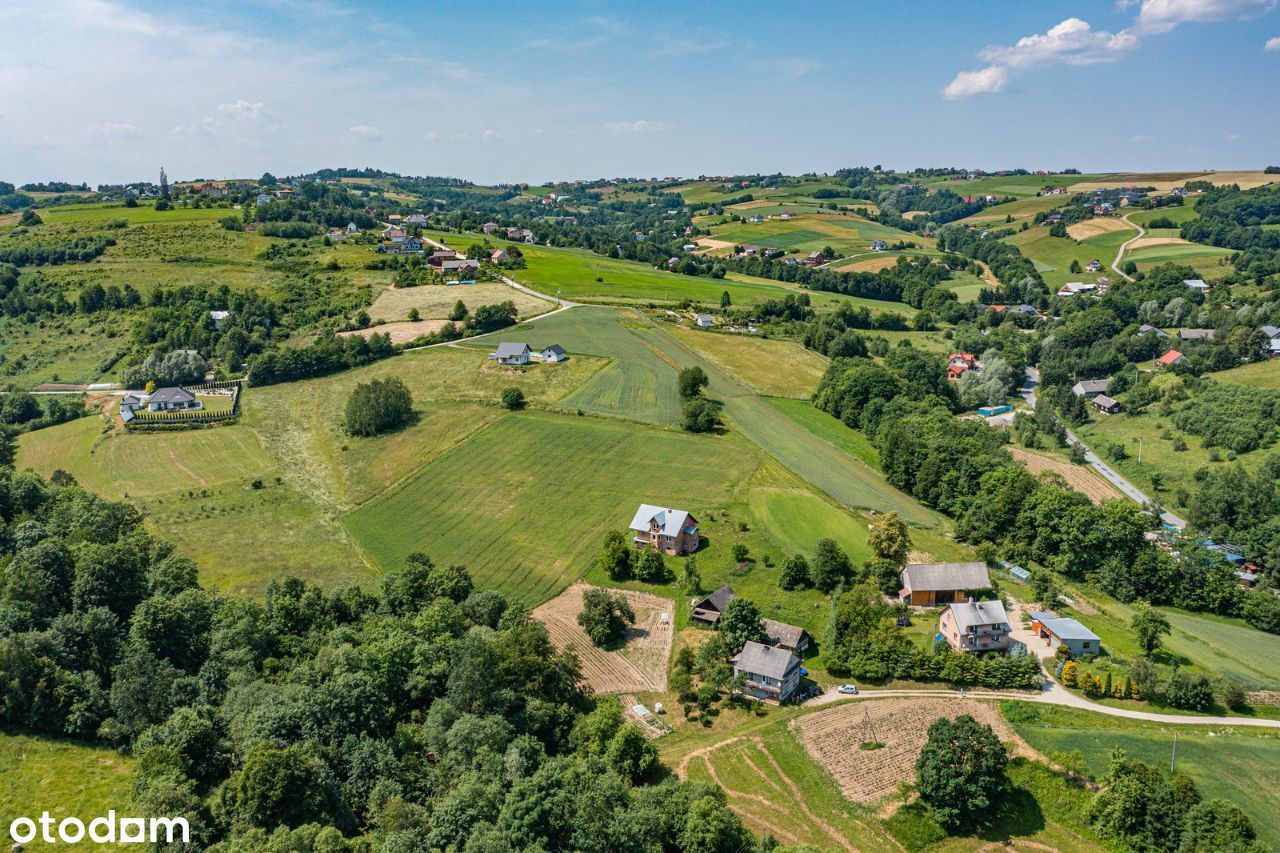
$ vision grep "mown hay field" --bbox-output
[342,411,759,605]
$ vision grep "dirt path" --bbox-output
[752,736,865,852]
[167,450,207,487]
[1111,212,1145,282]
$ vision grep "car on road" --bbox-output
[836,684,859,695]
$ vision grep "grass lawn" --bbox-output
[747,487,872,562]
[1003,702,1280,849]
[665,326,829,398]
[40,199,237,225]
[1127,205,1200,226]
[764,397,879,466]
[342,410,760,606]
[1209,359,1280,390]
[708,212,924,258]
[0,732,133,852]
[1126,242,1235,278]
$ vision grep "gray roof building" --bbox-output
[732,640,800,681]
[1072,379,1111,397]
[494,342,531,359]
[691,583,735,624]
[947,599,1010,632]
[148,386,196,405]
[901,562,992,593]
[1178,329,1215,341]
[761,618,809,652]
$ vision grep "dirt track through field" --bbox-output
[1066,218,1135,240]
[533,582,674,693]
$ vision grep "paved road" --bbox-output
[1019,367,1185,529]
[1111,211,1145,282]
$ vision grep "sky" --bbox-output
[1,0,1278,186]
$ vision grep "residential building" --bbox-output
[1157,349,1186,368]
[492,342,532,365]
[940,599,1011,653]
[1178,329,1215,342]
[1085,259,1102,272]
[490,249,510,264]
[732,641,802,702]
[381,226,406,243]
[900,562,992,606]
[1092,394,1122,414]
[427,250,461,267]
[691,584,735,626]
[1071,379,1111,398]
[869,239,888,251]
[481,222,500,235]
[761,619,810,653]
[695,314,714,328]
[209,310,231,330]
[1057,282,1097,297]
[1261,325,1280,355]
[946,352,978,380]
[628,504,700,556]
[146,386,201,412]
[1027,611,1101,657]
[538,344,566,363]
[1137,324,1169,338]
[1183,279,1210,291]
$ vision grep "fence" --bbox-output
[122,380,242,430]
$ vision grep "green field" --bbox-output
[1004,702,1280,848]
[708,212,923,257]
[1006,227,1135,289]
[1127,205,1200,227]
[1209,359,1280,390]
[511,307,685,425]
[665,326,829,398]
[764,397,879,466]
[1069,593,1280,690]
[342,411,759,605]
[920,173,1103,199]
[1125,241,1234,277]
[748,487,871,561]
[0,733,133,852]
[367,282,554,323]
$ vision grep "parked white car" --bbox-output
[836,684,859,695]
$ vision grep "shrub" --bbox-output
[500,387,525,410]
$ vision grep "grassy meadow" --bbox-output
[1006,226,1136,290]
[0,732,133,852]
[664,326,829,398]
[1003,702,1280,849]
[366,282,554,324]
[1209,359,1280,390]
[342,411,760,605]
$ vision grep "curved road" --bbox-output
[1111,211,1145,282]
[1020,367,1185,529]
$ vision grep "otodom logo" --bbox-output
[8,811,189,846]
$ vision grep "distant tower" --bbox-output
[159,167,170,200]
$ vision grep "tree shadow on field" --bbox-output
[972,784,1046,841]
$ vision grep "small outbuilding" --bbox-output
[539,344,567,363]
[761,618,810,653]
[1092,394,1122,414]
[900,562,992,606]
[1028,611,1101,657]
[691,583,736,626]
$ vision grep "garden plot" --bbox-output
[793,697,1026,804]
[532,582,675,693]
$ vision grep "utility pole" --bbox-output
[1138,436,1144,464]
[1171,732,1177,773]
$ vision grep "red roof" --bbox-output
[1157,350,1184,366]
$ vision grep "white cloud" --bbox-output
[1132,0,1276,34]
[85,122,141,138]
[944,1,1276,98]
[942,65,1011,98]
[348,124,381,139]
[1266,35,1280,49]
[945,18,1136,98]
[1129,133,1156,143]
[216,100,267,120]
[1224,132,1244,140]
[603,119,670,134]
[481,129,501,143]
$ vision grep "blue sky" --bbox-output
[1,0,1277,185]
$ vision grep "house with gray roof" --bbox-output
[629,504,700,556]
[492,342,532,365]
[732,640,802,702]
[761,618,810,653]
[1029,611,1101,657]
[1071,378,1111,398]
[146,386,200,412]
[1137,324,1170,338]
[1092,394,1122,414]
[1178,329,1215,342]
[1262,325,1280,355]
[900,562,992,606]
[539,344,566,363]
[690,583,735,626]
[940,599,1011,653]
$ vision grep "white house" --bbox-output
[1262,325,1280,355]
[1183,279,1209,291]
[209,310,232,330]
[694,314,714,328]
[731,641,802,702]
[538,344,566,363]
[492,342,532,365]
